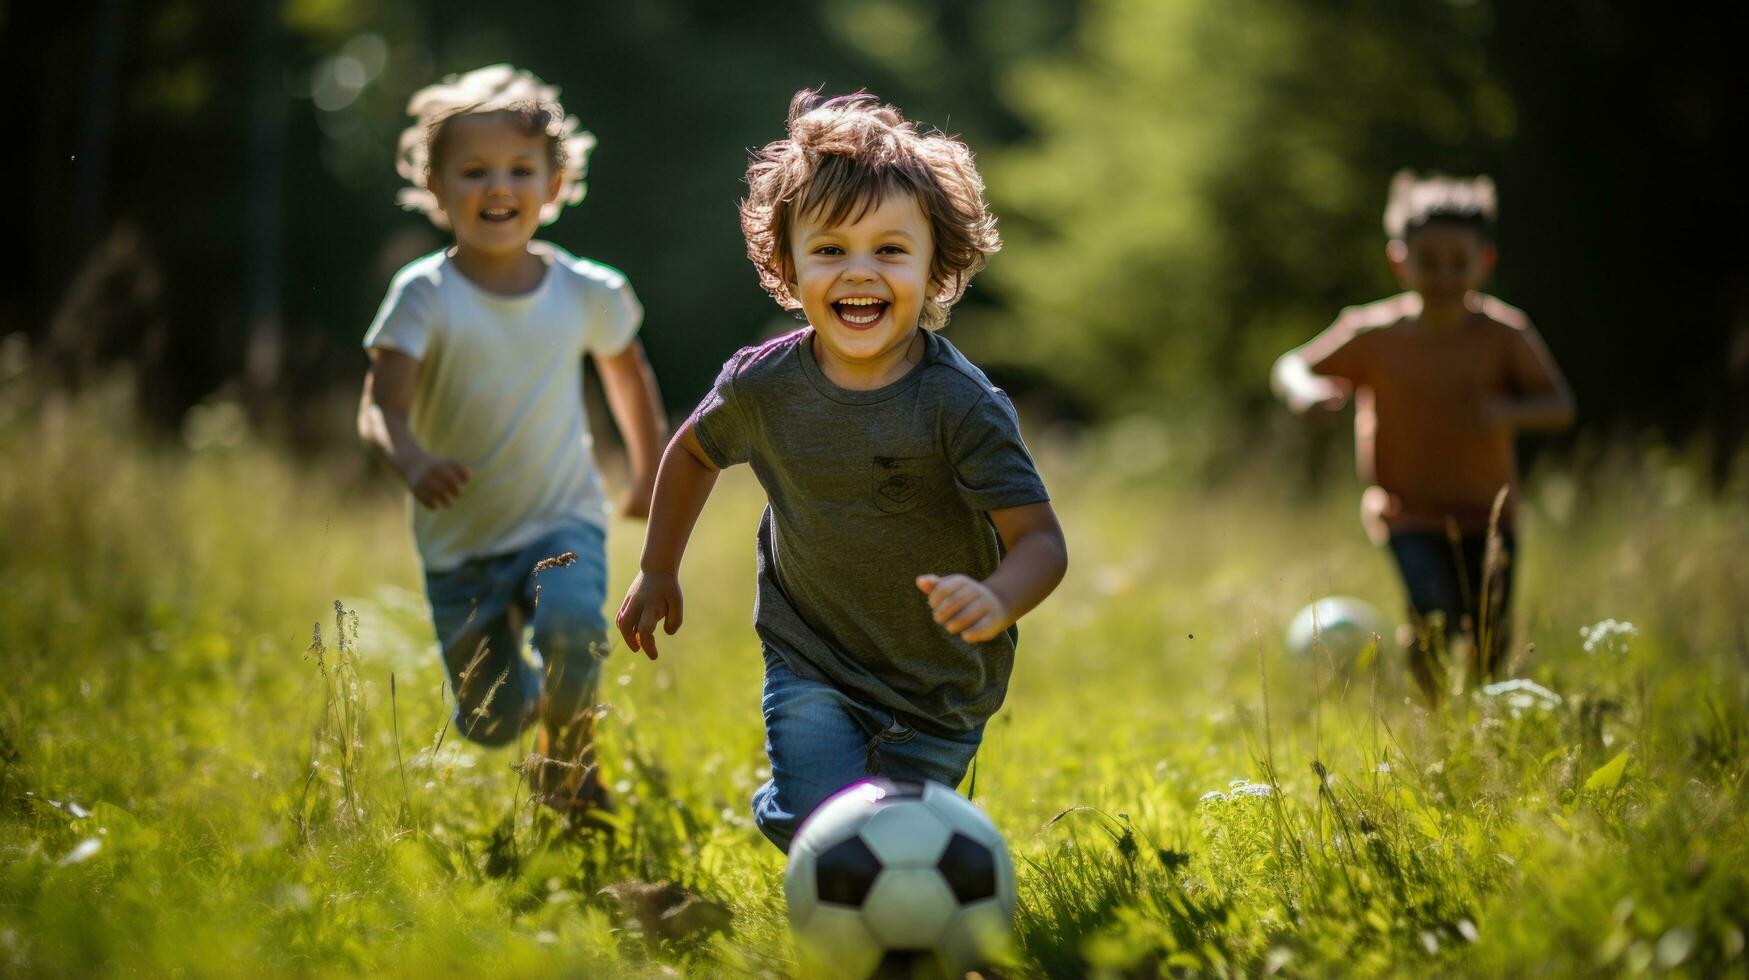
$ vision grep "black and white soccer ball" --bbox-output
[784,779,1016,977]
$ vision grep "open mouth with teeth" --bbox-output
[480,206,519,223]
[832,296,890,327]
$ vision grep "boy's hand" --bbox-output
[405,456,472,509]
[1287,381,1349,416]
[917,574,1012,645]
[616,571,683,660]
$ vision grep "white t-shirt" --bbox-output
[363,242,643,572]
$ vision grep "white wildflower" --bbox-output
[1199,791,1228,805]
[1580,619,1638,658]
[1480,678,1563,718]
[411,744,478,771]
[58,838,101,866]
[1232,782,1275,799]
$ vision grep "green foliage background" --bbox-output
[980,0,1506,415]
[6,0,1745,450]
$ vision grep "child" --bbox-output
[614,91,1068,851]
[1272,170,1575,701]
[357,65,667,817]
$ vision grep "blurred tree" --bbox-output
[978,0,1504,421]
[5,0,1742,459]
[975,0,1748,473]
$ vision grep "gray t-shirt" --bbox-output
[691,327,1049,734]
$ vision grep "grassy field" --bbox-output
[2,385,1747,977]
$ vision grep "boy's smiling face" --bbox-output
[789,190,935,388]
[427,112,562,259]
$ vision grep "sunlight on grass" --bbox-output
[2,387,1746,975]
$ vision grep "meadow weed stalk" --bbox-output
[299,602,369,832]
[1477,487,1511,679]
[390,673,411,826]
[428,638,503,759]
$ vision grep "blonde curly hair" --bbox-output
[395,64,595,230]
[740,89,1001,330]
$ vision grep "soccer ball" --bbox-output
[1285,595,1386,663]
[785,779,1016,978]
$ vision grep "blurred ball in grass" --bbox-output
[1285,596,1386,664]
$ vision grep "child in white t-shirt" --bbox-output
[357,65,666,819]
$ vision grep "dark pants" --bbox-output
[1386,528,1516,698]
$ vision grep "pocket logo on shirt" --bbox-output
[872,456,928,514]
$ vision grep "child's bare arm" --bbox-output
[592,340,668,519]
[918,501,1068,645]
[1487,391,1575,431]
[1489,325,1576,431]
[615,421,720,659]
[357,349,472,508]
[1271,349,1351,415]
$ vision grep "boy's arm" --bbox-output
[592,339,668,519]
[357,349,471,508]
[1490,324,1576,431]
[1271,349,1351,415]
[615,421,720,659]
[1273,310,1382,416]
[918,501,1068,645]
[1488,391,1575,431]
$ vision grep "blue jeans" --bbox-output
[752,650,985,852]
[1386,528,1516,688]
[423,522,609,747]
[1386,529,1516,640]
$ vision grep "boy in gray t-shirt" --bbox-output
[616,90,1068,850]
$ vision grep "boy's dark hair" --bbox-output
[1383,170,1497,241]
[740,89,1001,330]
[395,64,595,230]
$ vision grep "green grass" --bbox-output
[2,385,1747,977]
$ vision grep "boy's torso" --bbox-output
[708,328,1045,733]
[1343,293,1528,532]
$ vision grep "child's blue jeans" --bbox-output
[752,649,985,852]
[1385,528,1517,647]
[422,522,609,747]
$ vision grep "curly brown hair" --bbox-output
[740,90,1001,330]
